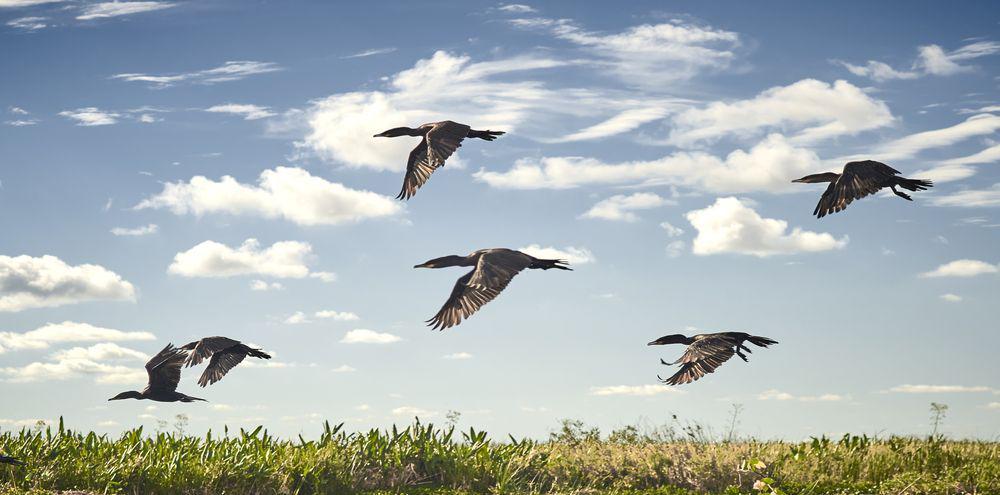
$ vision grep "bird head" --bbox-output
[373,127,412,138]
[413,255,465,269]
[647,334,689,346]
[108,391,143,401]
[792,172,839,184]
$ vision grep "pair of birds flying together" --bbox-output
[375,121,933,219]
[109,337,270,403]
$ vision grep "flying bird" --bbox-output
[415,248,571,330]
[373,121,505,200]
[793,160,932,218]
[0,455,23,466]
[180,337,271,387]
[648,332,778,386]
[108,344,206,403]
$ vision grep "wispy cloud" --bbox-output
[888,384,995,394]
[341,47,396,59]
[920,259,998,278]
[110,224,158,236]
[580,192,672,222]
[136,166,402,226]
[205,103,276,120]
[58,107,120,126]
[443,352,473,360]
[930,183,1000,208]
[590,384,683,396]
[77,1,176,20]
[0,322,154,354]
[112,60,281,88]
[6,15,47,30]
[340,329,401,344]
[836,40,1000,81]
[0,0,62,8]
[757,389,847,402]
[250,280,283,291]
[940,293,963,302]
[686,197,848,257]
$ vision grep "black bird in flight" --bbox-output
[109,344,206,403]
[0,455,23,466]
[180,336,271,387]
[415,248,571,330]
[793,160,932,218]
[648,332,778,385]
[374,120,504,200]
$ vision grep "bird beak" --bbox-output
[791,178,805,183]
[413,263,427,268]
[373,133,384,138]
[647,340,659,346]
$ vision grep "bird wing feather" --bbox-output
[144,344,185,394]
[183,336,240,367]
[427,252,530,330]
[661,336,736,385]
[396,121,470,200]
[198,349,248,387]
[814,161,900,218]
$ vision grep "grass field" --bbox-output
[1,416,997,495]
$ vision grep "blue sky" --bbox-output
[1,0,998,440]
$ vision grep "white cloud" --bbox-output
[110,224,158,236]
[917,41,1000,75]
[868,114,1000,162]
[341,47,397,59]
[553,107,674,142]
[0,343,148,384]
[6,15,47,30]
[391,406,438,417]
[889,384,994,394]
[0,0,62,7]
[988,402,1000,410]
[331,364,356,373]
[250,280,283,291]
[513,17,741,86]
[136,166,402,226]
[8,106,28,115]
[340,329,401,344]
[168,238,333,280]
[77,1,175,20]
[834,60,918,82]
[660,221,684,237]
[686,197,848,257]
[497,3,535,13]
[940,293,962,302]
[580,192,671,222]
[112,60,281,88]
[315,310,360,321]
[915,143,1000,183]
[757,389,846,402]
[0,321,154,354]
[58,107,120,126]
[205,104,276,120]
[919,259,998,278]
[0,255,137,312]
[518,244,595,264]
[284,311,309,324]
[665,240,685,258]
[475,134,823,193]
[589,384,683,396]
[443,352,473,360]
[930,183,1000,208]
[5,119,38,126]
[667,79,892,146]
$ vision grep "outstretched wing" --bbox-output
[144,344,185,394]
[660,337,736,385]
[814,160,900,218]
[396,121,470,200]
[183,336,239,367]
[197,348,249,387]
[427,251,532,330]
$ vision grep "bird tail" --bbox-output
[529,258,572,271]
[248,348,271,360]
[897,177,933,192]
[746,335,778,348]
[469,129,505,141]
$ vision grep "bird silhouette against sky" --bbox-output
[649,332,778,385]
[415,248,571,330]
[180,337,271,387]
[108,344,206,403]
[374,120,504,200]
[793,160,933,218]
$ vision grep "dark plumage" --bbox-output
[180,336,271,387]
[108,344,206,403]
[648,332,778,385]
[373,120,505,200]
[793,160,932,218]
[0,455,23,466]
[415,248,571,330]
